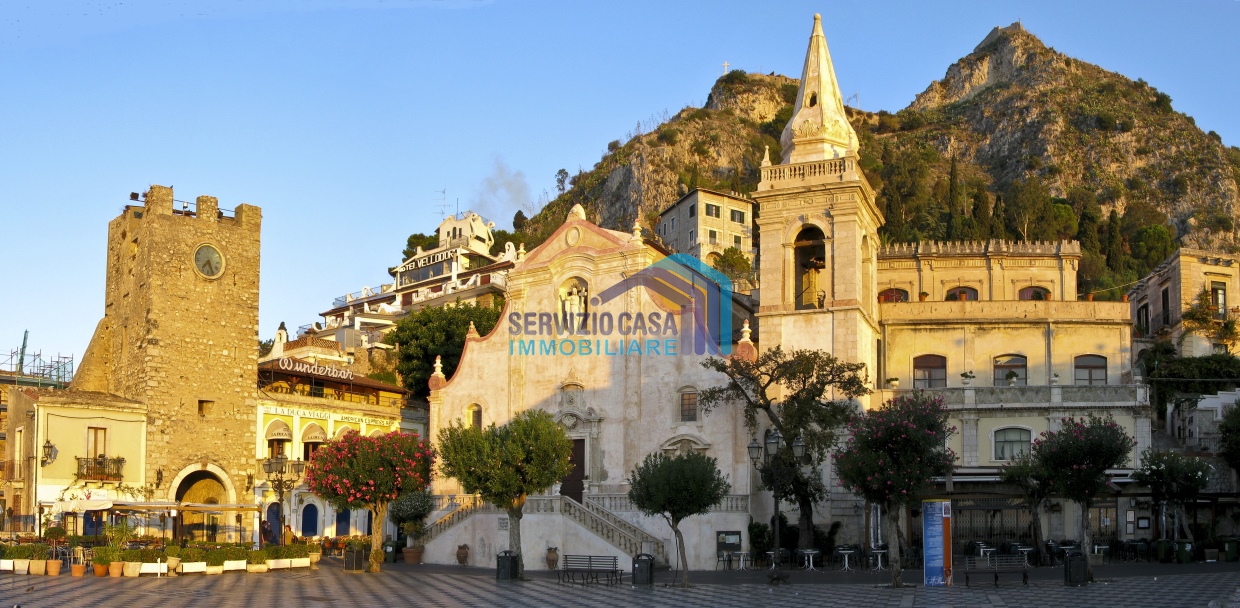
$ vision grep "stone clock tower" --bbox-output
[74,184,262,503]
[751,15,883,405]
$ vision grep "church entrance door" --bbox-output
[560,439,586,504]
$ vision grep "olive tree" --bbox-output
[628,451,730,587]
[438,409,573,580]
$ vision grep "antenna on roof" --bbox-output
[433,189,449,219]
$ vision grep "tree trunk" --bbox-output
[862,499,871,567]
[508,507,525,580]
[672,520,690,587]
[887,505,903,588]
[797,494,815,550]
[1176,503,1194,542]
[368,502,388,573]
[1079,499,1093,582]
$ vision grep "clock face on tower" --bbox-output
[194,243,225,279]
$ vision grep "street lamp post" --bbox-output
[262,455,305,546]
[748,430,805,582]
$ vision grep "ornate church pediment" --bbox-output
[660,434,712,455]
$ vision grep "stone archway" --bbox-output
[175,470,227,541]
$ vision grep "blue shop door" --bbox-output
[335,508,351,537]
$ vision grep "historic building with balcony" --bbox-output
[655,188,756,267]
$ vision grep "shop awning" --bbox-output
[265,419,292,440]
[302,422,328,443]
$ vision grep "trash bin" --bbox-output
[1156,539,1173,563]
[383,540,398,563]
[496,550,520,580]
[1063,550,1088,587]
[632,553,655,585]
[1222,537,1238,562]
[1176,541,1193,564]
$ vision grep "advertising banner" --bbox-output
[922,499,953,586]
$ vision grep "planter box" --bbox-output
[30,560,47,576]
[223,560,247,572]
[266,558,291,570]
[13,559,30,575]
[0,559,13,572]
[290,557,311,569]
[246,564,269,573]
[139,562,169,575]
[178,561,207,574]
[343,549,371,571]
[122,562,142,577]
[204,565,225,575]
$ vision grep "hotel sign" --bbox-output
[277,357,354,381]
[395,247,461,273]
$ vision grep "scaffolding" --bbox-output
[1,344,75,388]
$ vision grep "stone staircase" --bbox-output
[423,493,667,564]
[422,494,500,545]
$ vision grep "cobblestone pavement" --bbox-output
[2,559,1239,607]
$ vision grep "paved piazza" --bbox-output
[2,559,1239,607]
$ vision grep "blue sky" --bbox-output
[2,0,1238,361]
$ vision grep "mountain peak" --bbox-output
[910,22,1057,111]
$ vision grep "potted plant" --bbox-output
[545,546,559,570]
[204,549,226,575]
[960,371,975,386]
[1051,372,1060,385]
[918,291,929,302]
[307,541,323,567]
[178,547,207,574]
[289,543,312,569]
[343,537,370,571]
[390,489,434,565]
[221,546,248,572]
[247,549,270,573]
[28,543,50,575]
[1006,370,1020,386]
[456,543,469,565]
[164,545,182,572]
[121,549,143,577]
[885,377,899,389]
[267,545,291,570]
[90,546,113,577]
[45,526,66,576]
[10,544,32,575]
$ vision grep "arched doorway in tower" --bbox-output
[175,470,227,541]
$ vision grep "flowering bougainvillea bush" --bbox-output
[304,430,435,572]
[833,392,955,587]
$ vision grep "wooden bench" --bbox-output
[557,554,622,586]
[962,555,1028,587]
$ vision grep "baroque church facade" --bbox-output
[423,15,1151,569]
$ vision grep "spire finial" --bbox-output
[779,14,858,164]
[761,145,771,167]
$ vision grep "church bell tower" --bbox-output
[751,14,883,400]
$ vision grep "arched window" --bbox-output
[465,404,483,429]
[993,354,1028,386]
[265,420,291,458]
[878,288,909,303]
[679,390,699,422]
[1074,355,1107,385]
[993,428,1032,461]
[302,423,327,461]
[946,286,979,301]
[794,226,827,310]
[913,355,947,389]
[1019,286,1051,301]
[301,504,319,537]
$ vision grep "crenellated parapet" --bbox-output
[879,239,1081,258]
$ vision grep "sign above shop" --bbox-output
[277,357,354,381]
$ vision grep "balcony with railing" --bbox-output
[75,456,126,482]
[1,459,22,481]
[260,381,406,408]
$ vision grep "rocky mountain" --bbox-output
[518,23,1240,282]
